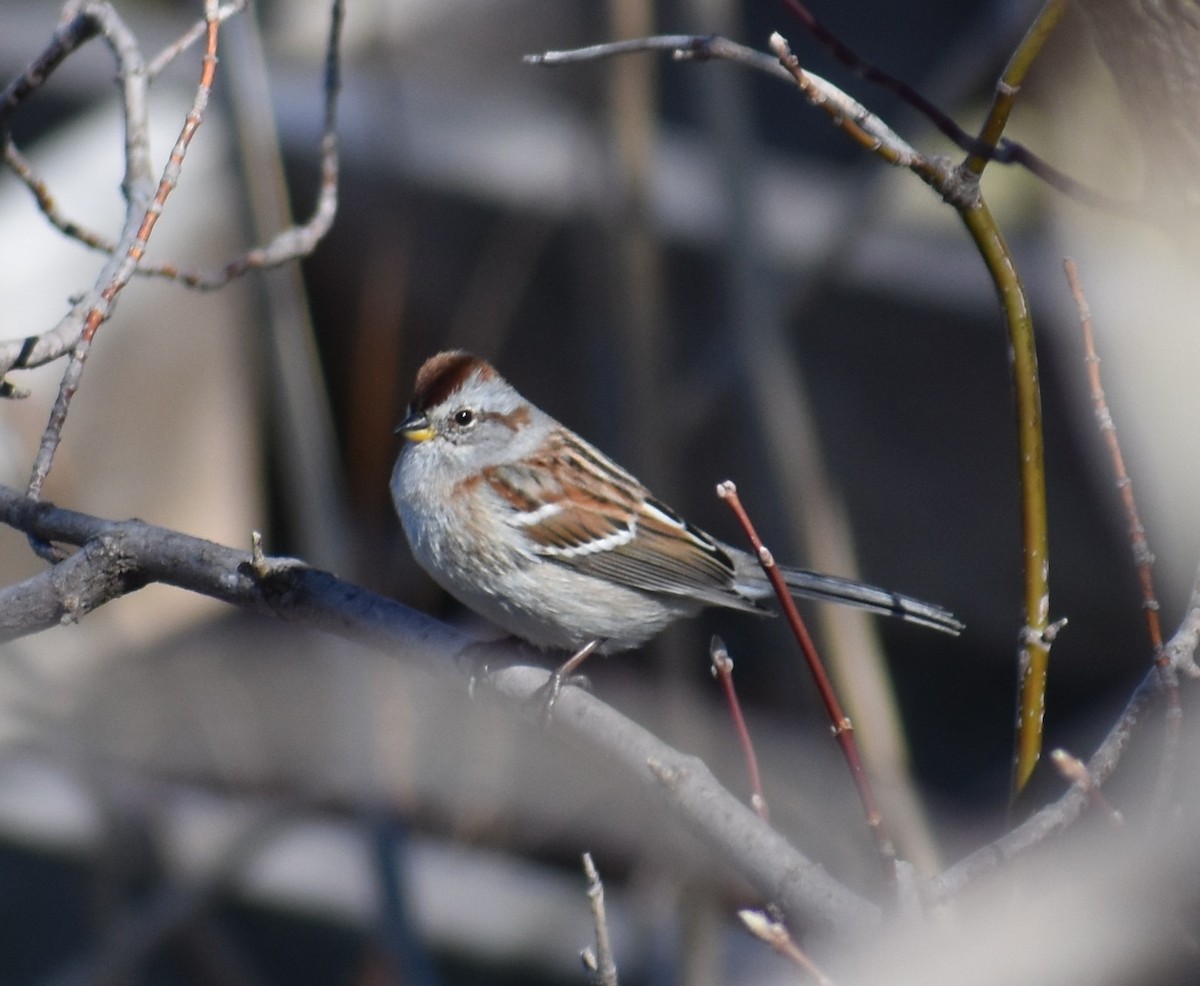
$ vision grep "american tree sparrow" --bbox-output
[391,352,960,671]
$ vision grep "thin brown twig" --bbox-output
[14,1,339,292]
[5,130,240,286]
[26,1,225,513]
[710,636,769,822]
[1063,258,1181,801]
[2,139,116,252]
[146,0,247,79]
[716,480,897,881]
[0,0,342,400]
[0,1,249,270]
[1064,260,1164,653]
[151,0,343,291]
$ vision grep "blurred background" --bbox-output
[1,0,1199,982]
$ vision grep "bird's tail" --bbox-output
[779,566,962,635]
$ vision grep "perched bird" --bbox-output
[391,351,960,671]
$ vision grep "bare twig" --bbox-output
[149,0,343,290]
[25,1,225,510]
[0,1,248,275]
[716,481,896,881]
[775,20,1055,795]
[1064,258,1182,801]
[2,139,117,253]
[146,1,247,79]
[528,17,1055,797]
[529,33,921,165]
[710,636,769,822]
[0,9,101,134]
[0,3,147,398]
[1161,562,1200,679]
[1064,259,1164,653]
[767,33,921,168]
[0,0,342,397]
[739,910,836,985]
[931,667,1157,901]
[778,0,1139,215]
[526,34,790,80]
[1049,749,1124,828]
[580,853,619,986]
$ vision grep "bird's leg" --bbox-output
[537,639,602,719]
[556,638,602,680]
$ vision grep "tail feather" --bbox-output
[779,566,963,636]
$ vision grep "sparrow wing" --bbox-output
[483,433,759,610]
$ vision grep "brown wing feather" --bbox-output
[483,432,746,605]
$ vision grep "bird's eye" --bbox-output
[453,408,475,427]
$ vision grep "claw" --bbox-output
[534,639,602,722]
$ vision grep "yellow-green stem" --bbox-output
[959,196,1050,795]
[965,0,1070,176]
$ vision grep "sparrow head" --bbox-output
[397,351,539,476]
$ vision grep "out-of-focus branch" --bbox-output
[1063,258,1182,804]
[0,483,879,937]
[1075,0,1200,233]
[146,1,247,79]
[739,910,836,985]
[23,1,226,511]
[0,2,148,400]
[930,667,1158,901]
[1162,562,1200,680]
[0,8,101,134]
[0,0,340,312]
[778,0,1137,215]
[0,0,342,414]
[580,853,619,986]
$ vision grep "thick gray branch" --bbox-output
[0,483,878,936]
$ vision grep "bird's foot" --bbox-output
[535,639,601,722]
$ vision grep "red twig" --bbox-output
[1066,261,1163,652]
[1063,258,1181,799]
[1,0,342,398]
[716,481,896,878]
[26,3,224,512]
[710,636,769,822]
